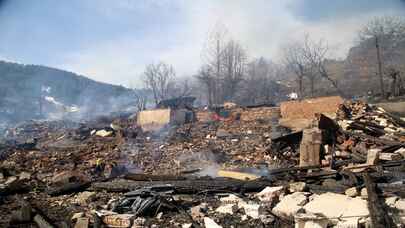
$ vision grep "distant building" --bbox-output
[156,96,196,110]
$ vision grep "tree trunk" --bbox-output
[298,75,303,99]
[375,36,385,98]
[310,77,314,97]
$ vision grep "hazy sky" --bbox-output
[0,0,404,86]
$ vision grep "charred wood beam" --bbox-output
[382,111,405,128]
[90,178,272,194]
[363,173,395,228]
[124,173,186,181]
[343,130,404,146]
[348,122,386,137]
[47,181,91,196]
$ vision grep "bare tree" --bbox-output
[143,62,176,105]
[200,22,228,105]
[222,39,248,101]
[133,90,147,111]
[243,57,281,104]
[199,23,248,104]
[301,35,344,97]
[196,65,215,106]
[283,41,307,99]
[359,16,405,98]
[170,78,193,98]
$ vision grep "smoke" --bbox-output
[175,149,224,177]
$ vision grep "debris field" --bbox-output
[1,97,405,228]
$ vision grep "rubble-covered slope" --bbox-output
[0,101,404,227]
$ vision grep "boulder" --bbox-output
[385,196,398,207]
[304,193,369,224]
[204,217,222,228]
[216,129,231,138]
[95,129,113,137]
[19,172,31,181]
[272,192,308,217]
[5,176,18,185]
[74,191,96,206]
[217,194,261,218]
[215,204,235,215]
[289,182,307,192]
[345,187,358,197]
[191,203,208,220]
[255,186,284,203]
[51,171,75,185]
[395,199,405,212]
[74,217,89,228]
[294,213,328,228]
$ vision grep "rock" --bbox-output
[345,187,358,197]
[289,182,307,192]
[74,217,89,228]
[215,204,235,215]
[5,176,18,185]
[255,186,284,203]
[217,194,261,218]
[335,218,359,228]
[182,223,192,228]
[367,149,381,165]
[191,203,208,220]
[385,196,399,207]
[156,212,163,219]
[74,191,96,206]
[239,202,261,219]
[394,199,405,224]
[272,192,308,217]
[360,188,368,199]
[394,199,405,212]
[294,213,328,228]
[216,129,231,138]
[258,214,275,225]
[204,217,222,228]
[51,171,75,185]
[19,172,31,180]
[304,193,369,223]
[71,212,84,221]
[95,129,113,137]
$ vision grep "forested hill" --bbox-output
[0,61,135,124]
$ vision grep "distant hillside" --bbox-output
[0,61,136,124]
[283,38,405,99]
[343,38,405,97]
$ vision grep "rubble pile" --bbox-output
[0,98,405,227]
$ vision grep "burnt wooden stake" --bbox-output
[363,172,395,228]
